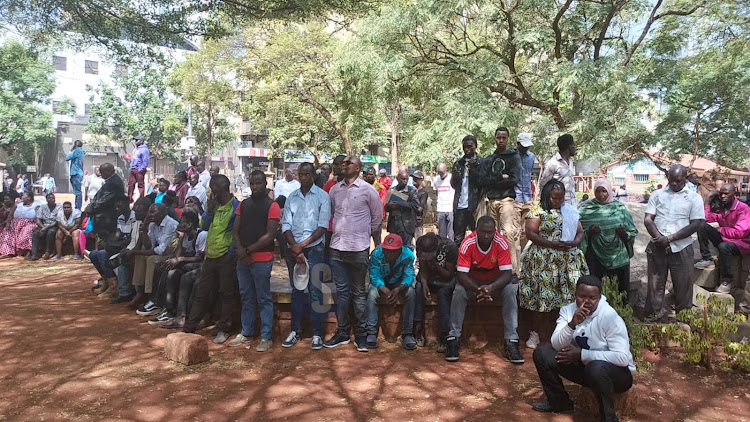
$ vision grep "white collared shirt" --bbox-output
[646,186,705,252]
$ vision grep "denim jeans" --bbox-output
[449,281,519,341]
[90,249,115,279]
[236,259,274,339]
[414,282,454,336]
[32,226,58,256]
[116,261,135,298]
[70,174,83,210]
[437,211,454,240]
[329,249,369,337]
[365,283,416,336]
[284,242,328,337]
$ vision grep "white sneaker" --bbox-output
[716,282,732,294]
[227,334,250,347]
[526,331,540,349]
[694,259,714,269]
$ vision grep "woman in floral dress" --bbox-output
[0,191,38,258]
[520,180,588,348]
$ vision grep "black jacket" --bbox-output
[478,149,520,200]
[451,155,482,211]
[386,184,419,239]
[85,174,125,237]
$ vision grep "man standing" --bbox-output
[192,160,210,190]
[31,193,62,260]
[386,169,420,248]
[229,170,280,352]
[186,173,207,210]
[315,164,332,189]
[279,163,330,350]
[515,133,536,250]
[274,168,300,200]
[644,165,704,322]
[451,135,482,244]
[694,183,750,294]
[128,135,150,202]
[479,127,522,275]
[434,163,455,240]
[85,166,105,205]
[532,275,635,420]
[539,134,577,205]
[412,170,428,239]
[65,140,85,209]
[183,175,240,344]
[446,216,523,364]
[365,233,418,350]
[326,155,383,351]
[85,163,125,239]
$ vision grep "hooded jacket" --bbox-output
[478,148,521,200]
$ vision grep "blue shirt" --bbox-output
[65,148,85,177]
[281,185,330,247]
[515,150,535,202]
[369,246,415,289]
[131,144,150,171]
[147,215,178,255]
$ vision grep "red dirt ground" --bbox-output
[2,258,750,422]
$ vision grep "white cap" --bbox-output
[517,133,534,147]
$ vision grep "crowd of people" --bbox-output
[8,128,750,422]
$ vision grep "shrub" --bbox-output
[602,276,654,367]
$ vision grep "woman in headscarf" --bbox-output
[520,180,588,348]
[578,178,638,294]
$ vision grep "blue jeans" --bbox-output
[236,259,274,339]
[117,261,135,297]
[329,249,370,337]
[70,174,83,210]
[414,282,454,336]
[284,242,328,337]
[90,249,115,279]
[366,283,416,336]
[437,212,454,240]
[449,281,519,341]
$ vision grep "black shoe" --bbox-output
[354,335,369,352]
[506,340,525,364]
[532,401,574,414]
[323,331,351,348]
[445,336,460,362]
[110,294,135,304]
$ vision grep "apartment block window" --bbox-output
[85,60,99,75]
[115,63,128,75]
[634,174,649,182]
[53,56,67,71]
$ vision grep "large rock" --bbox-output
[165,333,209,365]
[693,285,734,314]
[565,382,638,419]
[694,266,719,289]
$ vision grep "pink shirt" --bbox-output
[329,178,383,252]
[705,199,750,255]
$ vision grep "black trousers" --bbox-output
[184,253,236,333]
[585,249,630,294]
[697,222,741,281]
[533,346,633,422]
[32,226,58,256]
[453,208,476,245]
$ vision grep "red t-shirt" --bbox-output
[323,179,337,193]
[457,231,512,283]
[235,201,281,262]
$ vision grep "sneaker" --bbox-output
[135,301,162,316]
[282,331,300,348]
[228,334,250,347]
[532,401,574,414]
[50,254,61,261]
[526,331,540,349]
[445,336,460,362]
[506,340,525,364]
[366,334,378,349]
[213,331,229,344]
[148,310,172,325]
[694,259,714,269]
[161,316,185,329]
[109,294,135,304]
[716,281,732,294]
[323,332,351,348]
[401,334,417,350]
[311,335,323,350]
[354,335,368,352]
[416,333,426,348]
[256,338,272,352]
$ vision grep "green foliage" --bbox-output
[602,276,654,368]
[644,180,658,196]
[0,40,58,166]
[664,294,746,370]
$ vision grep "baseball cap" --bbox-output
[412,170,425,180]
[292,256,309,290]
[133,135,145,141]
[381,233,403,250]
[517,133,533,147]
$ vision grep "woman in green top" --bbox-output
[578,178,638,294]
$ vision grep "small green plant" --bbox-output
[664,294,746,370]
[602,276,655,367]
[644,180,658,195]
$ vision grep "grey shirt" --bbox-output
[147,216,178,255]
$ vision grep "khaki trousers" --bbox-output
[516,201,534,250]
[489,198,521,274]
[132,255,169,294]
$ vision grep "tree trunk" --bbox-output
[207,103,214,155]
[390,102,400,175]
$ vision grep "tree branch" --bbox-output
[552,0,574,59]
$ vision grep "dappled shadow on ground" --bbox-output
[1,257,750,421]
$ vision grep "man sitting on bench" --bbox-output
[532,275,635,422]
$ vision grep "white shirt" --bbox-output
[433,173,455,213]
[186,183,207,209]
[645,186,705,252]
[199,170,211,189]
[539,152,576,205]
[458,170,469,210]
[182,230,208,255]
[274,178,301,199]
[86,176,105,199]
